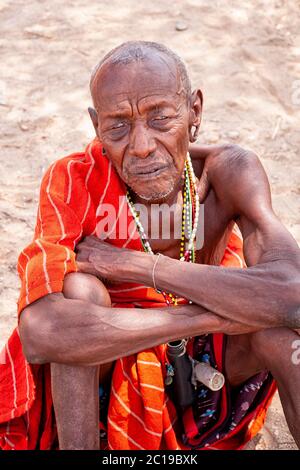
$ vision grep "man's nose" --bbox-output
[128,122,156,159]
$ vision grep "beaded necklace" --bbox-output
[126,153,199,306]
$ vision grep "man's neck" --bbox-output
[129,181,184,251]
[130,179,184,208]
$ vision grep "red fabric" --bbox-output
[0,138,276,450]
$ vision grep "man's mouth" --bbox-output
[131,164,169,178]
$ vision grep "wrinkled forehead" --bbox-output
[91,54,185,112]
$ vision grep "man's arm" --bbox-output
[19,292,255,366]
[143,148,300,328]
[77,147,300,329]
[19,146,260,367]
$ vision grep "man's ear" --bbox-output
[88,107,99,136]
[189,89,203,143]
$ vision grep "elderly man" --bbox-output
[0,41,299,451]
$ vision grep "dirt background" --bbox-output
[0,0,299,450]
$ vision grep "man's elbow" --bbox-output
[287,302,300,330]
[19,305,51,364]
[284,274,300,329]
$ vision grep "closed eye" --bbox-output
[111,122,126,129]
[154,116,169,120]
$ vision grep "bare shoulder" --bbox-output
[190,143,270,212]
[204,144,272,218]
[206,144,266,181]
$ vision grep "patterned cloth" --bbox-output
[0,138,276,450]
[181,335,275,449]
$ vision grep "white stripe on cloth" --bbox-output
[6,342,17,419]
[46,162,66,242]
[120,358,163,415]
[105,195,126,240]
[66,160,74,204]
[163,416,178,435]
[91,160,112,237]
[21,250,30,306]
[15,330,31,438]
[107,416,145,450]
[122,222,138,248]
[232,223,243,241]
[111,385,161,438]
[86,143,96,186]
[4,436,15,449]
[35,239,52,294]
[21,323,31,432]
[63,246,71,276]
[81,144,95,226]
[225,246,244,268]
[107,439,113,450]
[137,360,161,368]
[98,160,112,207]
[108,285,148,294]
[38,203,44,239]
[24,362,31,437]
[17,261,24,274]
[140,383,164,392]
[73,143,96,246]
[145,406,163,415]
[120,358,142,397]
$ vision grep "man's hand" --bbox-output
[76,236,146,282]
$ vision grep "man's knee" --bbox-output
[63,272,111,307]
[225,333,263,386]
[249,327,299,370]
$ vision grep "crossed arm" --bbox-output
[19,145,300,365]
[128,146,300,329]
[76,145,300,329]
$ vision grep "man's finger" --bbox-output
[76,246,93,261]
[82,236,99,245]
[84,236,109,247]
[76,261,98,275]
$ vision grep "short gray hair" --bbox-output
[90,41,191,99]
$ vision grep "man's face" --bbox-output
[91,55,198,202]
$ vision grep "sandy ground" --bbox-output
[0,0,299,450]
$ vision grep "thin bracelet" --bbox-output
[152,253,162,292]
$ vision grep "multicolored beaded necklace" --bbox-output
[126,153,200,306]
